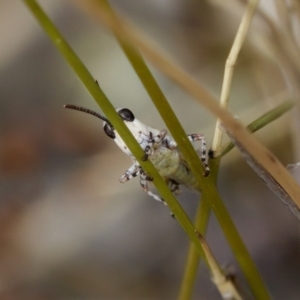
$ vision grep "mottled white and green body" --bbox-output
[64,104,209,206]
[149,146,199,191]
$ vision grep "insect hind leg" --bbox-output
[188,133,210,177]
[139,169,167,206]
[139,170,177,218]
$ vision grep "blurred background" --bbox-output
[0,0,300,299]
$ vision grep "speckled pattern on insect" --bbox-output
[64,104,210,207]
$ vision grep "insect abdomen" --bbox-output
[169,162,199,191]
[149,147,199,191]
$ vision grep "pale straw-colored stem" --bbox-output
[211,0,260,154]
[72,0,300,219]
[195,231,244,300]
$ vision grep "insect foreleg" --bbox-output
[121,165,166,206]
[119,163,142,183]
[187,133,210,177]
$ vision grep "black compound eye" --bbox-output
[103,123,115,139]
[118,108,135,122]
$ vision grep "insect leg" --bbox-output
[139,170,176,218]
[142,129,168,161]
[187,133,210,177]
[139,169,168,206]
[120,163,173,212]
[119,160,168,205]
[162,135,177,149]
[119,163,142,183]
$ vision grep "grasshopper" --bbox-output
[64,104,210,207]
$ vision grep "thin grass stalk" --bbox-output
[93,5,241,297]
[93,4,220,296]
[212,0,260,155]
[194,231,244,300]
[86,1,272,298]
[65,0,273,297]
[23,0,210,263]
[89,0,209,190]
[180,1,259,297]
[179,160,221,300]
[220,100,294,157]
[77,0,300,207]
[178,199,211,300]
[178,99,293,299]
[24,1,271,298]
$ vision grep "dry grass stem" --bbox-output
[211,0,260,153]
[71,0,300,213]
[195,230,244,300]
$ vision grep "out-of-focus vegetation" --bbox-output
[0,1,299,299]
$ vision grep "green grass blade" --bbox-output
[220,100,294,157]
[178,99,293,299]
[178,199,211,300]
[94,2,270,299]
[23,0,212,265]
[97,0,208,189]
[23,1,271,298]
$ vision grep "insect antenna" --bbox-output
[64,104,113,128]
